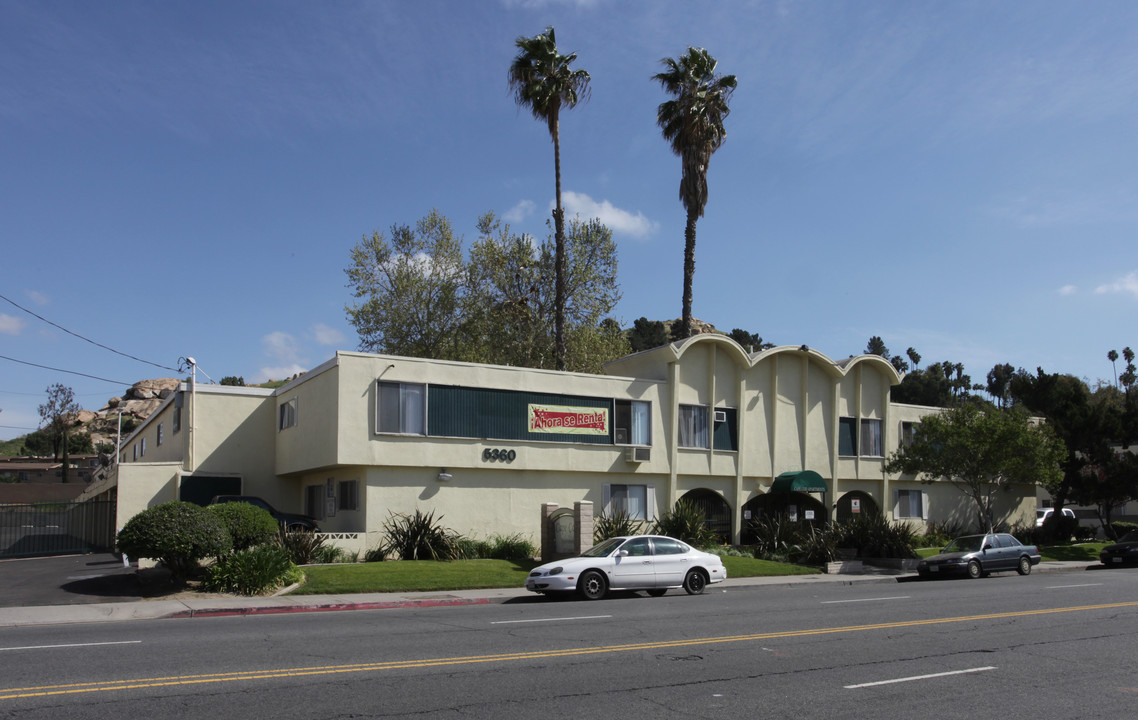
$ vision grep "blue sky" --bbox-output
[2,1,1136,441]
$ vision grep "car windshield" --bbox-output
[580,537,626,558]
[943,536,984,553]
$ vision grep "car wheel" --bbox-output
[1017,556,1032,576]
[646,589,667,597]
[683,569,707,595]
[579,570,607,600]
[966,560,982,579]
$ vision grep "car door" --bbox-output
[987,534,1013,571]
[649,537,692,587]
[608,537,655,589]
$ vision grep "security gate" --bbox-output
[0,500,117,558]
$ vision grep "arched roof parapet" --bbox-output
[670,333,753,367]
[750,346,903,385]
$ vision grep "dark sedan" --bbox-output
[918,533,1041,579]
[1100,530,1138,566]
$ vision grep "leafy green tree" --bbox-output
[1121,347,1136,399]
[891,368,954,407]
[509,26,591,372]
[865,336,889,358]
[885,404,1065,532]
[38,384,79,481]
[220,376,246,386]
[654,47,737,340]
[728,328,772,352]
[629,317,669,352]
[985,363,1015,408]
[345,210,467,359]
[1109,349,1120,388]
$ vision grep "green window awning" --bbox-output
[770,470,828,494]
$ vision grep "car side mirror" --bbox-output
[617,550,629,557]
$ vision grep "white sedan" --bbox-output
[525,535,727,600]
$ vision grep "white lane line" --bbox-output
[1045,583,1103,589]
[491,615,612,625]
[821,596,910,604]
[1,640,142,652]
[845,666,997,689]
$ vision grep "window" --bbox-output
[895,489,926,519]
[279,397,297,430]
[603,483,655,521]
[838,417,857,456]
[132,444,137,461]
[860,419,883,457]
[653,537,687,555]
[157,423,164,447]
[173,405,181,434]
[678,405,709,448]
[901,421,918,447]
[338,480,359,511]
[614,400,651,445]
[378,381,425,434]
[139,437,146,457]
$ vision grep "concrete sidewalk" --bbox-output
[0,561,1096,628]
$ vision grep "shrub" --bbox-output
[788,526,837,565]
[594,510,646,542]
[922,520,966,549]
[207,502,279,551]
[311,545,357,564]
[381,509,465,560]
[748,515,801,559]
[116,501,232,581]
[652,500,718,548]
[363,545,387,562]
[203,545,300,595]
[830,514,917,559]
[1110,521,1138,540]
[278,527,328,565]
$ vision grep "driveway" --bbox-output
[1,553,147,607]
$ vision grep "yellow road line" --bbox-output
[2,600,1135,701]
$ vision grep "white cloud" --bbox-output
[256,364,308,383]
[25,290,48,305]
[0,314,25,335]
[1058,285,1077,296]
[312,323,346,346]
[560,191,658,239]
[262,331,302,364]
[503,199,536,224]
[1095,271,1138,299]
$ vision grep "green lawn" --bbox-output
[292,555,820,595]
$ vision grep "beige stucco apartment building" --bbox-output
[82,335,1037,557]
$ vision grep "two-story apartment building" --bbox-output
[82,335,1037,556]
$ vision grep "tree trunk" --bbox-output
[680,209,698,340]
[552,109,567,371]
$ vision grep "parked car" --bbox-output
[1035,507,1076,527]
[209,495,320,531]
[917,533,1040,579]
[525,535,727,600]
[1099,530,1138,566]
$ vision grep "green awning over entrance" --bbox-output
[770,470,828,494]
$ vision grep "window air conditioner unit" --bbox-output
[714,410,727,423]
[625,447,651,463]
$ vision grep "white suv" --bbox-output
[1036,507,1076,527]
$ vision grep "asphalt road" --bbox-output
[1,553,147,607]
[1,565,1137,718]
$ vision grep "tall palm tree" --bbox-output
[509,26,590,371]
[654,47,736,340]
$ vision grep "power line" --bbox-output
[0,354,133,386]
[0,292,180,373]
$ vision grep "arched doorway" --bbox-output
[678,489,732,543]
[836,491,880,523]
[740,492,828,544]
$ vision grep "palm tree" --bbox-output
[654,47,737,340]
[508,26,590,371]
